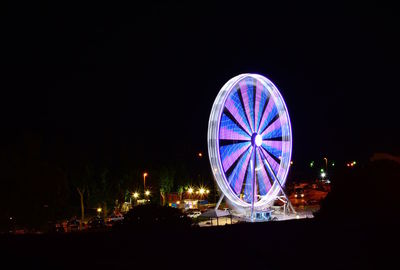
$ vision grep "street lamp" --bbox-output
[199,188,205,199]
[187,187,194,199]
[323,157,328,172]
[144,190,151,203]
[143,172,148,190]
[133,192,139,199]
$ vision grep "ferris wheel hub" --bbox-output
[252,133,262,147]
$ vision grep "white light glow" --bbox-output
[255,134,262,146]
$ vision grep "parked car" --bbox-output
[186,209,201,218]
[67,217,80,232]
[48,222,65,233]
[106,213,124,226]
[306,199,319,205]
[294,188,305,198]
[88,216,107,230]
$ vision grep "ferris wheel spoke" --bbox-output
[225,91,252,135]
[220,142,251,172]
[259,113,280,137]
[255,148,272,196]
[260,114,282,138]
[260,147,280,176]
[219,113,251,141]
[257,96,277,134]
[254,81,267,132]
[222,108,252,137]
[239,80,255,132]
[261,143,282,165]
[264,136,289,142]
[264,140,291,154]
[227,147,252,195]
[256,94,270,134]
[262,140,284,157]
[243,147,256,203]
[259,147,281,188]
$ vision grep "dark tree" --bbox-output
[316,155,400,224]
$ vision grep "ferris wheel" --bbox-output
[208,74,293,217]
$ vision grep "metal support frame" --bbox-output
[259,149,296,216]
[215,194,224,210]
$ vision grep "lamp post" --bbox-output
[323,157,328,171]
[143,172,148,191]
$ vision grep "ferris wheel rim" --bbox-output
[208,73,292,210]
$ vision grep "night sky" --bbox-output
[2,1,399,169]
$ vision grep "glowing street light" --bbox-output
[199,188,205,195]
[198,152,203,158]
[206,189,210,194]
[145,190,150,196]
[347,161,357,167]
[97,207,102,213]
[187,187,194,194]
[321,172,326,178]
[133,192,139,199]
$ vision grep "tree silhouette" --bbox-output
[159,167,174,206]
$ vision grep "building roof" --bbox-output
[200,209,230,218]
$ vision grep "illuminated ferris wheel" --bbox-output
[208,74,293,217]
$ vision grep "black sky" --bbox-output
[2,1,399,168]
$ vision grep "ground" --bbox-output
[1,218,397,270]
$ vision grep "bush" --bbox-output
[315,159,400,224]
[117,204,193,230]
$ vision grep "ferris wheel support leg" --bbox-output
[215,194,225,210]
[276,188,296,215]
[251,147,257,222]
[279,190,296,215]
[259,149,296,215]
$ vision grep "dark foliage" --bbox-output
[316,158,400,224]
[117,204,192,230]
